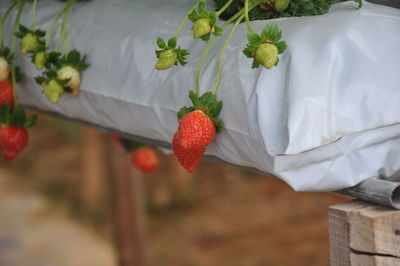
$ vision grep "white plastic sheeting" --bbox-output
[2,0,400,191]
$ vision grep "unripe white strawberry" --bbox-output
[0,57,10,82]
[34,52,47,70]
[44,80,63,104]
[21,33,39,55]
[255,43,279,69]
[193,18,211,39]
[155,49,177,70]
[57,66,80,95]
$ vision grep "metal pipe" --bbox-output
[338,177,400,210]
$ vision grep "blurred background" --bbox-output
[0,114,348,266]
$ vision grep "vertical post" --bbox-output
[108,138,147,266]
[329,200,400,266]
[80,127,108,213]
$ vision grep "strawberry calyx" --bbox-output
[242,23,287,69]
[155,37,189,69]
[188,0,223,42]
[0,47,14,65]
[0,102,37,128]
[177,90,224,132]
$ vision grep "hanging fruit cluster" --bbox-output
[154,0,361,172]
[0,0,89,161]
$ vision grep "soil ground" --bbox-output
[0,115,347,266]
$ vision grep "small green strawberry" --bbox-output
[44,80,64,104]
[34,51,47,70]
[155,49,177,70]
[155,37,189,70]
[255,43,279,69]
[21,33,39,55]
[243,23,287,69]
[274,0,290,12]
[187,1,223,42]
[193,18,211,39]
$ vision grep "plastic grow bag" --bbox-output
[2,0,400,191]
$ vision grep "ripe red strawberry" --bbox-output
[131,147,160,173]
[172,132,205,173]
[178,110,216,150]
[109,134,121,143]
[0,126,28,161]
[0,81,14,109]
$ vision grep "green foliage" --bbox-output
[214,0,362,21]
[243,23,287,68]
[155,37,189,66]
[0,47,14,63]
[0,103,37,128]
[178,91,224,131]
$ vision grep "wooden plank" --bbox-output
[108,139,147,266]
[329,200,372,266]
[349,206,400,258]
[80,127,108,213]
[329,200,400,266]
[350,253,400,266]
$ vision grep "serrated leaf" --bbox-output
[242,47,253,58]
[262,23,281,42]
[275,41,287,54]
[168,37,177,49]
[157,37,167,49]
[247,33,261,44]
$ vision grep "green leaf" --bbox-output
[157,37,167,49]
[251,60,260,68]
[11,105,25,126]
[23,115,37,128]
[18,24,29,33]
[275,41,287,54]
[262,23,282,42]
[247,33,261,44]
[168,37,177,49]
[189,90,200,107]
[177,106,195,119]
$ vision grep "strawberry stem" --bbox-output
[46,6,67,48]
[211,13,244,95]
[195,0,266,95]
[0,2,17,49]
[216,0,234,16]
[176,2,199,38]
[11,0,26,104]
[244,0,253,33]
[32,0,37,30]
[60,0,76,54]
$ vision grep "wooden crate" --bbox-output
[329,200,400,266]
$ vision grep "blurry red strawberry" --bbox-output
[109,134,121,143]
[131,147,160,173]
[0,81,14,109]
[0,126,28,161]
